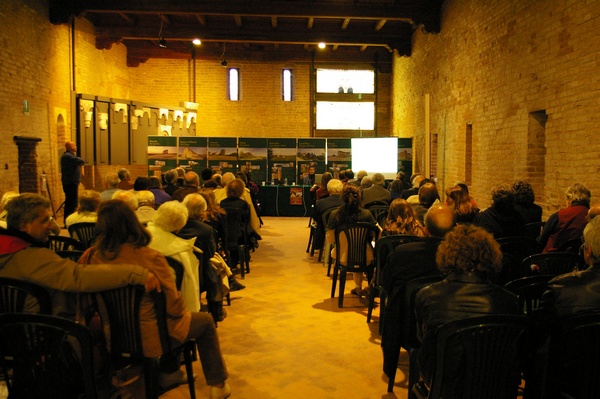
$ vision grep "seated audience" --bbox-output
[326,184,377,297]
[538,182,590,253]
[219,179,252,270]
[362,172,392,206]
[315,172,332,200]
[398,171,412,190]
[540,216,600,318]
[512,180,542,224]
[100,173,121,202]
[0,191,19,229]
[65,189,101,228]
[117,168,134,190]
[214,172,261,239]
[454,181,478,208]
[112,190,139,211]
[412,182,440,223]
[148,175,171,207]
[382,198,426,236]
[172,171,201,202]
[347,170,367,187]
[147,201,201,313]
[200,167,214,187]
[163,169,180,197]
[0,193,159,318]
[175,167,186,187]
[588,204,600,221]
[133,176,150,191]
[388,179,404,200]
[199,188,227,250]
[401,174,424,199]
[382,205,456,381]
[415,224,519,397]
[312,178,344,257]
[81,200,230,396]
[204,180,219,189]
[135,190,157,226]
[359,176,373,197]
[341,169,354,184]
[475,184,525,238]
[444,185,479,224]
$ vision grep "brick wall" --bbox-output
[392,0,600,217]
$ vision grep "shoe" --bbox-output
[229,277,246,291]
[359,287,370,297]
[350,288,362,297]
[210,382,231,399]
[159,369,189,389]
[215,306,227,322]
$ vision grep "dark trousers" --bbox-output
[63,183,79,224]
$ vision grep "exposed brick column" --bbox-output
[13,136,42,194]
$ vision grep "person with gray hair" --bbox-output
[361,172,391,206]
[0,193,160,318]
[312,178,344,260]
[117,167,134,190]
[163,169,180,196]
[65,189,101,228]
[475,184,526,238]
[538,182,591,253]
[171,171,201,202]
[0,191,19,229]
[100,172,121,202]
[135,190,156,226]
[147,200,201,313]
[541,216,600,318]
[112,190,139,211]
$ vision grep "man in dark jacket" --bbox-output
[60,141,85,225]
[475,183,525,238]
[312,179,343,260]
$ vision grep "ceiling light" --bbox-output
[318,42,326,49]
[220,60,228,67]
[158,36,167,48]
[192,38,201,45]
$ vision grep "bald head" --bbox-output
[65,141,77,153]
[424,205,456,238]
[184,172,200,187]
[222,172,236,185]
[587,204,600,222]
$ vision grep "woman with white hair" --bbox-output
[146,200,201,313]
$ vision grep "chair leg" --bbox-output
[226,292,231,306]
[144,360,160,399]
[237,245,245,279]
[331,265,339,298]
[326,252,333,276]
[408,347,420,399]
[306,226,314,253]
[367,284,376,323]
[338,269,347,308]
[243,245,250,274]
[183,344,197,399]
[378,291,386,335]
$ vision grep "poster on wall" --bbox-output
[238,137,268,184]
[398,138,413,178]
[208,137,238,176]
[297,138,326,185]
[326,138,352,179]
[147,135,178,178]
[268,138,297,185]
[178,136,207,175]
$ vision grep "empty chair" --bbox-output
[521,252,585,277]
[67,222,98,249]
[504,274,555,316]
[47,235,84,252]
[0,313,100,399]
[412,315,531,399]
[556,236,583,254]
[523,221,546,241]
[496,236,539,265]
[545,311,600,399]
[366,203,390,223]
[330,223,379,307]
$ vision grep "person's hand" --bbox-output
[144,272,162,293]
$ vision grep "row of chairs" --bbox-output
[0,277,196,399]
[384,272,600,399]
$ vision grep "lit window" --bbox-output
[228,68,239,101]
[316,102,374,130]
[282,69,293,101]
[316,69,374,94]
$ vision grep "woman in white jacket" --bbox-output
[147,200,201,313]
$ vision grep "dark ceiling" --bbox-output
[49,0,443,68]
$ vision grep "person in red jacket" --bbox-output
[538,183,591,253]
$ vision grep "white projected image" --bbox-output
[351,138,398,180]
